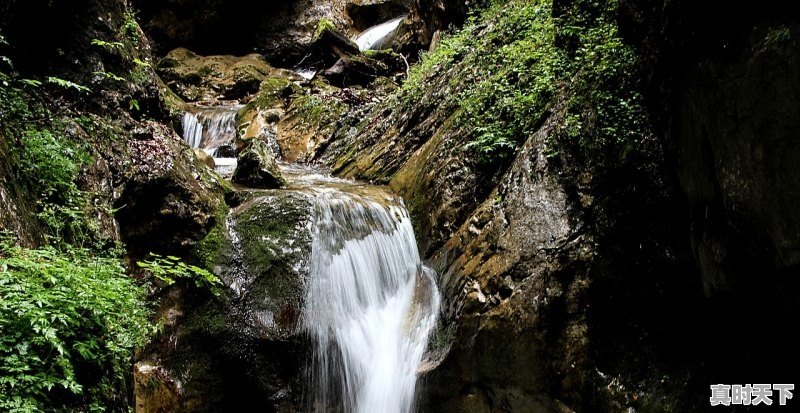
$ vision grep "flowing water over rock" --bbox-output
[181,104,242,174]
[281,166,440,413]
[354,16,405,51]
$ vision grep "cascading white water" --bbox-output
[181,105,243,176]
[295,68,317,80]
[354,16,406,51]
[182,112,204,149]
[180,105,241,157]
[302,176,440,413]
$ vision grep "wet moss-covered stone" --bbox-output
[158,47,276,102]
[232,140,287,188]
[231,193,312,336]
[138,190,312,412]
[275,92,349,162]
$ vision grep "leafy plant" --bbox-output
[128,98,140,111]
[14,128,96,245]
[396,0,647,165]
[46,76,90,93]
[121,10,141,44]
[132,58,151,69]
[94,70,125,82]
[90,39,124,51]
[313,18,337,40]
[18,79,42,88]
[137,254,222,295]
[0,239,153,412]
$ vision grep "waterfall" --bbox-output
[182,112,204,149]
[303,180,440,413]
[295,68,317,80]
[180,105,241,157]
[181,105,242,176]
[354,16,406,51]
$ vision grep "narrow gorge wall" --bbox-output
[133,0,470,65]
[321,0,800,410]
[620,0,800,383]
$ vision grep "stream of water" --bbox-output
[181,104,241,175]
[354,16,406,51]
[183,108,441,411]
[282,166,440,413]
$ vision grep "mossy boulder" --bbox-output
[310,21,361,68]
[232,140,287,188]
[276,91,350,162]
[158,48,276,102]
[322,51,404,87]
[236,77,302,151]
[230,193,312,337]
[136,191,313,411]
[114,120,228,257]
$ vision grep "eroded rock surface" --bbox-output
[232,140,287,189]
[158,48,276,102]
[136,191,313,412]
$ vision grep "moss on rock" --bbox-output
[231,193,312,336]
[157,48,276,102]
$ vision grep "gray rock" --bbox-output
[232,140,287,189]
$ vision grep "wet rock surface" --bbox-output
[137,192,313,412]
[158,48,276,102]
[114,121,228,257]
[232,140,287,189]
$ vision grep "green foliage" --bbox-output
[0,239,153,412]
[396,0,647,165]
[18,79,42,88]
[555,0,648,162]
[400,27,470,103]
[313,18,337,40]
[121,10,141,44]
[137,254,222,295]
[90,39,124,51]
[132,58,151,69]
[14,128,97,245]
[757,25,793,52]
[94,71,125,82]
[46,77,90,93]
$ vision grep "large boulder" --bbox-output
[232,140,287,188]
[136,192,314,411]
[236,77,302,153]
[322,50,406,87]
[309,23,361,69]
[275,89,351,163]
[114,120,228,257]
[158,48,275,102]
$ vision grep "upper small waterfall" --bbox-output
[354,16,405,51]
[180,105,241,157]
[299,171,440,413]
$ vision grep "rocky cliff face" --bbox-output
[133,0,470,65]
[319,0,800,410]
[619,0,800,384]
